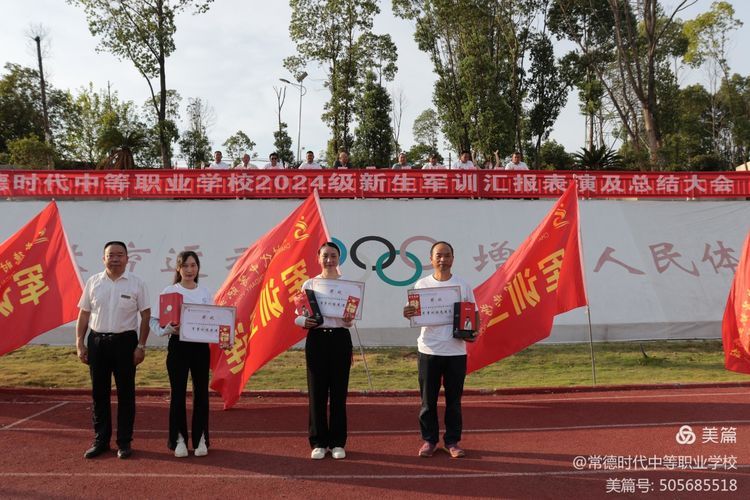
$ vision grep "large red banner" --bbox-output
[0,202,83,355]
[722,231,750,374]
[209,191,329,408]
[1,170,748,199]
[467,183,588,373]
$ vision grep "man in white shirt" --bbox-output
[205,151,230,170]
[403,241,474,459]
[505,151,529,170]
[298,150,322,170]
[451,150,477,170]
[262,152,285,169]
[236,153,257,169]
[392,151,412,169]
[76,241,151,460]
[422,152,446,170]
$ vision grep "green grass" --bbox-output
[0,340,746,391]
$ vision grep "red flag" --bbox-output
[0,202,83,355]
[467,183,588,373]
[210,192,329,408]
[722,230,750,374]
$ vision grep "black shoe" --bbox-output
[117,446,132,459]
[84,443,110,459]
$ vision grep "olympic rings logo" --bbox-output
[331,235,437,287]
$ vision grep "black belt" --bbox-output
[311,327,349,334]
[91,330,136,337]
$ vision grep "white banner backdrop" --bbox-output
[2,199,748,347]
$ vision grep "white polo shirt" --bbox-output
[414,274,475,356]
[451,160,477,170]
[505,161,529,170]
[78,271,150,333]
[206,161,231,170]
[298,162,322,170]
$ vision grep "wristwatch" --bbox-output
[136,343,146,350]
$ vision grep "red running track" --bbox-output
[0,385,748,499]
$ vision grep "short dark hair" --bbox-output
[430,241,454,257]
[460,150,471,156]
[306,150,314,155]
[513,151,522,156]
[214,150,222,155]
[270,152,279,158]
[318,241,341,256]
[103,241,128,255]
[173,250,201,284]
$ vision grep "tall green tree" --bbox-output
[223,130,256,166]
[412,108,440,151]
[179,97,211,169]
[286,0,397,157]
[0,63,70,156]
[352,71,393,167]
[69,0,213,168]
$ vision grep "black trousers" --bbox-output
[305,328,352,449]
[166,335,210,450]
[87,330,137,448]
[417,352,467,445]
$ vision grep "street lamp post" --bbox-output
[280,71,308,164]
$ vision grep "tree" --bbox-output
[63,83,110,164]
[274,124,294,166]
[393,0,542,159]
[272,86,294,166]
[7,135,56,169]
[352,71,393,167]
[179,97,212,168]
[553,0,694,168]
[223,130,256,166]
[537,139,573,169]
[286,0,397,156]
[0,63,75,165]
[527,29,571,167]
[140,90,181,167]
[412,108,440,151]
[69,0,213,168]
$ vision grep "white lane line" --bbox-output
[6,419,750,436]
[1,390,749,408]
[0,467,747,480]
[1,402,68,430]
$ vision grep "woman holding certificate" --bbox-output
[150,251,212,458]
[295,242,354,460]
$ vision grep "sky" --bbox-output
[2,1,750,166]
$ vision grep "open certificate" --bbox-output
[407,285,461,327]
[180,303,236,347]
[310,278,365,320]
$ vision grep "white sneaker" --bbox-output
[310,447,328,460]
[174,434,188,458]
[331,447,346,460]
[194,433,208,457]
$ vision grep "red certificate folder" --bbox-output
[453,302,479,341]
[293,289,323,327]
[343,296,360,322]
[159,292,183,328]
[407,292,422,316]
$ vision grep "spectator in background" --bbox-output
[235,153,257,169]
[205,151,230,170]
[392,151,412,169]
[423,153,445,170]
[504,151,529,171]
[333,151,352,169]
[451,150,476,170]
[262,152,285,169]
[299,151,322,170]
